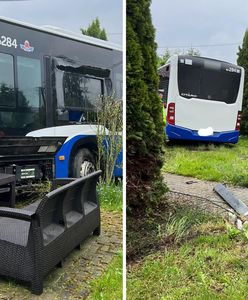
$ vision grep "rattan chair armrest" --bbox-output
[0,207,35,221]
[51,178,76,190]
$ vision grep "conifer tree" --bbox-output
[237,30,248,135]
[127,0,166,208]
[81,17,107,41]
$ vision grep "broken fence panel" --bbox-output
[214,184,248,216]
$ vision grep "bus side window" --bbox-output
[0,53,15,108]
[63,73,103,106]
[159,64,170,104]
[61,72,103,124]
[53,59,109,125]
[112,62,122,99]
[16,56,45,132]
[105,78,112,96]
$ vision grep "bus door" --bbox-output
[159,64,170,125]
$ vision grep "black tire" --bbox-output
[72,148,96,178]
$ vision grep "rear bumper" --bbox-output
[166,124,240,143]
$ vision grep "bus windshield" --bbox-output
[177,56,241,104]
[0,53,45,136]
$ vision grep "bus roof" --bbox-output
[177,54,239,66]
[0,16,122,52]
[158,54,240,71]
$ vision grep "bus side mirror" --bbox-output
[163,102,167,109]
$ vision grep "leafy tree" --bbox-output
[81,17,107,41]
[187,47,200,56]
[157,49,171,67]
[237,30,248,135]
[127,0,166,209]
[96,96,122,185]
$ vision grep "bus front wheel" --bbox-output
[72,148,96,178]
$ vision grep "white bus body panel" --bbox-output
[176,97,241,132]
[26,125,108,142]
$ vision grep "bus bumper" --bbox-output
[166,124,240,144]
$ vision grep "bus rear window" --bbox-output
[178,57,241,104]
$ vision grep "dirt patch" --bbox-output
[127,200,194,262]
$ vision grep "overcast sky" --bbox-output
[151,0,248,64]
[0,0,123,45]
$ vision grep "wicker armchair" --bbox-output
[0,170,101,295]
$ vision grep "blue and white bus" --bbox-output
[158,55,244,143]
[0,17,122,184]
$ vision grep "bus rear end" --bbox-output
[163,55,244,143]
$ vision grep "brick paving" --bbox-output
[164,173,248,217]
[0,211,122,300]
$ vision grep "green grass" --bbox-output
[88,252,123,300]
[157,209,208,243]
[127,203,217,261]
[127,213,248,300]
[128,138,248,299]
[97,181,122,212]
[163,137,248,186]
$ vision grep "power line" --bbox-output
[157,42,241,49]
[107,32,122,35]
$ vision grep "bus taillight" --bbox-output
[167,102,175,125]
[236,111,242,131]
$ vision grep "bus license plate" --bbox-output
[21,168,36,179]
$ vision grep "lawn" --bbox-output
[127,207,248,300]
[162,137,248,186]
[97,181,123,212]
[88,252,123,300]
[127,138,248,299]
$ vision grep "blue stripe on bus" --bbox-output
[55,135,88,178]
[166,124,240,143]
[55,135,123,178]
[114,149,123,177]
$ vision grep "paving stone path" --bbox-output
[164,173,248,217]
[0,210,122,300]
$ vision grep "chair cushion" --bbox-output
[43,224,65,246]
[84,201,97,215]
[0,217,30,247]
[65,211,83,228]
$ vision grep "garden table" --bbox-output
[0,173,16,207]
